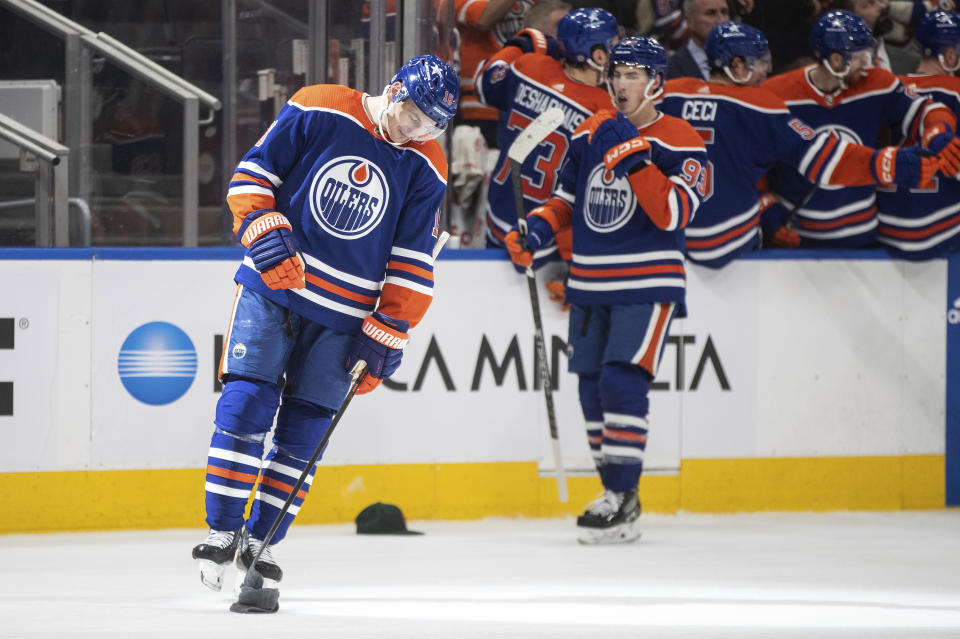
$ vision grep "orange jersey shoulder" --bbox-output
[900,73,960,95]
[288,84,371,130]
[574,109,619,138]
[642,112,706,150]
[513,53,615,112]
[761,66,813,100]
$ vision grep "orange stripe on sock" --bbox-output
[260,475,308,501]
[603,428,648,445]
[207,464,259,484]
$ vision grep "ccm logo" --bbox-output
[604,138,649,167]
[877,147,896,184]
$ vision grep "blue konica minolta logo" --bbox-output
[118,322,197,405]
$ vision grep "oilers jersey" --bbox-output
[659,78,901,267]
[552,111,707,315]
[762,65,953,248]
[876,74,960,260]
[226,84,446,334]
[477,46,615,261]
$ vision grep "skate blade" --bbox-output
[576,519,641,545]
[197,559,227,592]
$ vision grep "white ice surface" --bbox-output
[2,511,959,638]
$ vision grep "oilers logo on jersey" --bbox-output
[309,156,390,239]
[584,165,637,233]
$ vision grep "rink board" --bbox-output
[0,248,953,532]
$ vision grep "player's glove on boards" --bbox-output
[346,312,409,394]
[589,112,651,178]
[238,210,305,290]
[505,209,556,268]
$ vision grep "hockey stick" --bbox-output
[778,183,818,233]
[231,361,368,614]
[433,230,451,259]
[507,106,569,503]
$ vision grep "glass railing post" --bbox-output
[183,96,199,247]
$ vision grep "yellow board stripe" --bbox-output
[0,455,944,534]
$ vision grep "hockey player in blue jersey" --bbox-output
[507,37,707,544]
[190,55,457,606]
[877,10,960,259]
[659,21,945,268]
[477,7,619,268]
[762,9,958,248]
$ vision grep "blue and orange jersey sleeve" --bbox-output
[629,115,707,231]
[475,45,524,112]
[376,140,448,329]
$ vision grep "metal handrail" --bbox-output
[0,113,70,246]
[1,0,220,111]
[0,113,68,163]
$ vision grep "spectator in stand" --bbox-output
[742,0,823,74]
[667,0,731,79]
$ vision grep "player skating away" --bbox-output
[191,55,457,603]
[477,7,619,268]
[659,21,945,268]
[506,37,707,544]
[761,9,958,248]
[877,9,960,259]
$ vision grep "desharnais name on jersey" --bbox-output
[477,46,615,257]
[659,77,910,267]
[876,74,960,260]
[226,84,446,334]
[762,65,955,248]
[551,111,707,314]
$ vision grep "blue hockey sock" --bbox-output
[599,362,650,493]
[578,373,604,472]
[204,429,265,532]
[245,397,335,543]
[246,447,316,544]
[203,377,281,531]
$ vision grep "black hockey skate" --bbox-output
[576,488,641,545]
[192,528,242,591]
[236,529,283,582]
[231,529,282,614]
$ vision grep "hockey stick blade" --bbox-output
[432,230,451,260]
[507,107,565,165]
